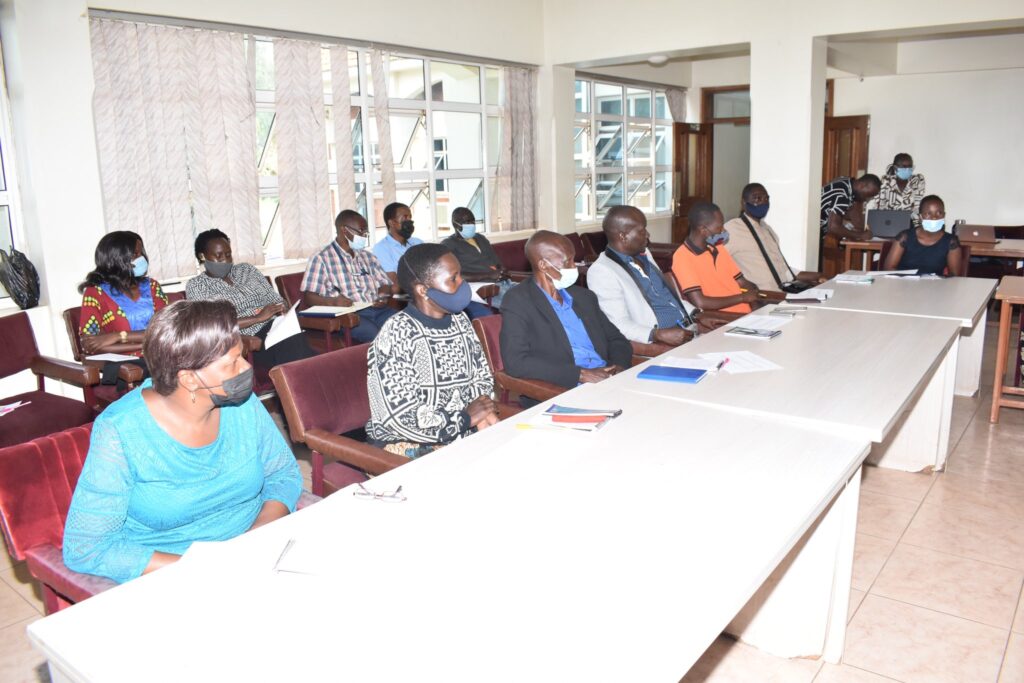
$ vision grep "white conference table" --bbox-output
[614,305,962,472]
[29,385,869,682]
[811,274,996,396]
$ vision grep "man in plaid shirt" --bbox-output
[301,210,397,343]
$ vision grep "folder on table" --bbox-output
[637,365,708,384]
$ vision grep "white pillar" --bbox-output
[534,65,575,233]
[748,35,827,270]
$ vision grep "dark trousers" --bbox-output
[252,326,316,368]
[351,305,398,343]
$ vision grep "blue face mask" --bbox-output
[131,255,148,278]
[921,219,945,233]
[705,230,729,247]
[426,280,472,313]
[744,202,770,220]
[457,221,477,239]
[895,167,914,181]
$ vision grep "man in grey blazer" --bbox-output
[587,206,695,347]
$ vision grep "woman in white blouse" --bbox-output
[186,229,314,370]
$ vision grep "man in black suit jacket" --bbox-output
[500,230,632,389]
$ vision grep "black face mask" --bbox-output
[196,367,254,407]
[398,220,415,240]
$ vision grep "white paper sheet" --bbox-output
[264,302,301,349]
[0,401,29,417]
[729,314,793,331]
[787,288,833,301]
[299,303,372,316]
[697,350,782,374]
[662,357,723,372]
[85,352,139,362]
[470,282,493,305]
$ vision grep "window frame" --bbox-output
[0,50,24,300]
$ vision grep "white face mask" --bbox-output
[547,261,579,290]
[346,229,368,250]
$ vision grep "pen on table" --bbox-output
[716,358,729,371]
[272,538,295,573]
[739,288,768,298]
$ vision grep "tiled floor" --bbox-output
[1,318,1023,682]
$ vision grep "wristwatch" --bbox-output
[119,331,128,343]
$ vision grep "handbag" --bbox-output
[0,247,41,309]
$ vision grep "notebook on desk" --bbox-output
[867,210,912,238]
[955,224,998,244]
[637,365,708,384]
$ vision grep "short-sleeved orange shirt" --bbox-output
[671,243,751,314]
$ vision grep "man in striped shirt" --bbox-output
[301,210,397,343]
[819,174,881,241]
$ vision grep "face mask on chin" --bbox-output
[196,367,254,407]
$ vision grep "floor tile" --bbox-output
[1002,632,1024,682]
[814,663,898,682]
[925,472,1024,520]
[871,543,1023,629]
[844,594,1006,683]
[0,566,43,616]
[860,466,935,503]
[856,491,919,541]
[0,580,37,631]
[902,501,1024,570]
[0,617,48,683]
[679,636,822,683]
[848,589,867,624]
[0,546,20,574]
[1014,591,1024,634]
[852,534,896,592]
[947,421,1024,484]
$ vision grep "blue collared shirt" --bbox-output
[537,283,605,369]
[608,247,686,329]
[373,233,424,272]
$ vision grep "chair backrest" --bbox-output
[0,424,92,561]
[581,231,608,259]
[63,307,86,362]
[491,239,530,272]
[665,270,684,302]
[994,225,1024,240]
[565,232,589,263]
[165,290,185,304]
[0,311,39,380]
[956,243,972,277]
[275,272,305,308]
[270,343,371,442]
[471,314,505,374]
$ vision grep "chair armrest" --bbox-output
[241,335,263,356]
[118,363,145,384]
[475,283,500,300]
[495,371,564,403]
[296,491,322,510]
[297,312,359,333]
[30,356,100,387]
[304,428,408,476]
[24,544,118,607]
[507,270,531,283]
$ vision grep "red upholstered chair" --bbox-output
[271,344,405,497]
[0,312,97,448]
[62,306,144,410]
[647,242,678,272]
[471,315,565,405]
[274,272,359,353]
[491,238,532,282]
[565,232,590,264]
[580,231,607,260]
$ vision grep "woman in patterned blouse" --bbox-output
[186,229,314,370]
[876,152,926,221]
[78,231,167,358]
[366,243,499,458]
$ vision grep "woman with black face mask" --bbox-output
[186,229,314,371]
[62,300,303,584]
[366,243,499,458]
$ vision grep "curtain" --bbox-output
[505,67,537,231]
[329,46,358,213]
[665,87,687,122]
[274,39,334,259]
[370,49,397,206]
[90,19,260,279]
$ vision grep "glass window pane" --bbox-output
[627,123,652,164]
[431,62,480,103]
[655,171,671,212]
[574,123,591,170]
[627,88,652,118]
[712,90,751,118]
[628,172,652,212]
[485,67,504,106]
[387,111,429,171]
[373,184,431,242]
[349,50,360,95]
[255,111,274,166]
[351,108,365,173]
[389,56,425,100]
[595,121,623,167]
[574,178,593,221]
[354,182,367,218]
[574,80,590,113]
[436,177,485,239]
[258,117,278,177]
[259,195,280,251]
[487,116,502,169]
[325,107,365,174]
[655,125,672,166]
[595,173,623,215]
[432,111,482,170]
[655,91,669,120]
[594,83,623,115]
[254,40,274,91]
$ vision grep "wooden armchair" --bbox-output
[471,315,565,405]
[274,272,360,353]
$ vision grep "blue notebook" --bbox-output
[637,365,708,384]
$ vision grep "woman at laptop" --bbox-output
[876,152,926,222]
[883,195,962,276]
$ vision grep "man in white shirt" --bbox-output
[725,183,823,292]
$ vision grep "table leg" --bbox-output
[870,336,957,472]
[843,247,853,273]
[726,466,861,662]
[954,309,987,397]
[990,300,1013,423]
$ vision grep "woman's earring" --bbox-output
[190,390,196,404]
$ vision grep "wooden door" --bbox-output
[823,115,870,184]
[671,123,711,243]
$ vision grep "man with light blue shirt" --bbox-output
[374,202,423,288]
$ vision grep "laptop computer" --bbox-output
[867,210,912,238]
[956,224,999,244]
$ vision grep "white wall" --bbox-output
[712,124,751,219]
[834,67,1024,225]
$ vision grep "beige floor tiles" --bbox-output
[844,594,1007,683]
[813,663,899,682]
[1001,632,1024,682]
[856,491,919,541]
[852,534,897,592]
[946,422,1024,484]
[0,580,38,632]
[0,617,48,683]
[926,472,1024,520]
[902,501,1024,571]
[1014,591,1024,634]
[848,589,867,624]
[871,544,1024,629]
[860,466,935,503]
[679,636,822,683]
[0,565,43,617]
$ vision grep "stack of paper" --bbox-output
[298,303,372,317]
[696,350,782,374]
[836,273,874,285]
[520,404,623,432]
[786,288,833,302]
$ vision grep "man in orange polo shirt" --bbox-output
[672,201,761,314]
